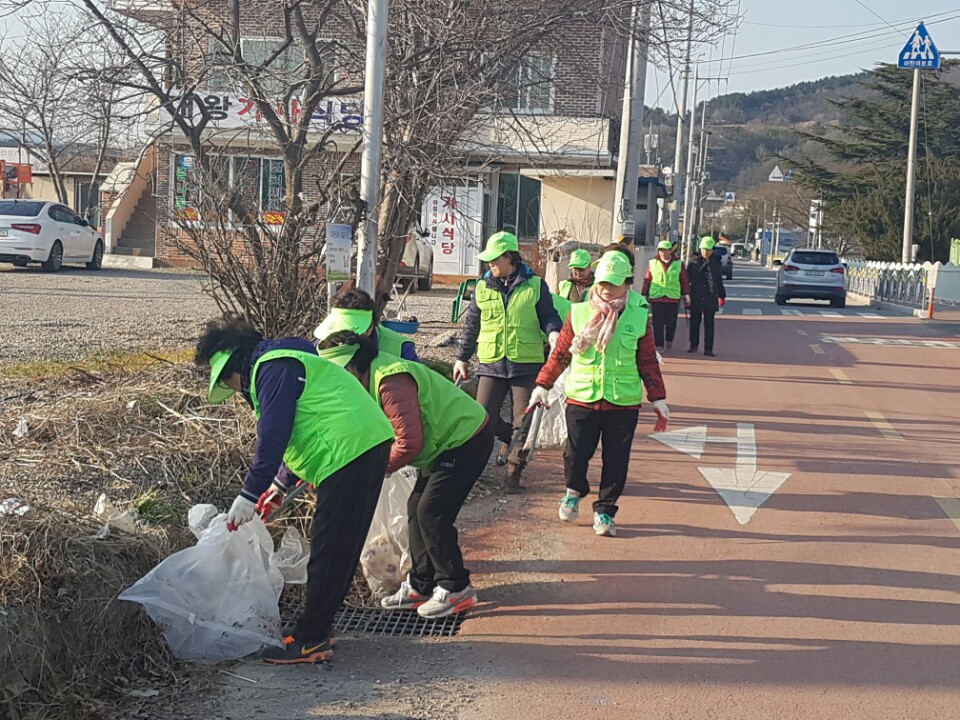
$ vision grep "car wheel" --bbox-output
[42,241,64,273]
[417,265,433,291]
[85,240,104,270]
[775,294,787,305]
[831,298,846,309]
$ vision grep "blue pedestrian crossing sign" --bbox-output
[899,23,940,70]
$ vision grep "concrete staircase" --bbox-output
[113,185,156,257]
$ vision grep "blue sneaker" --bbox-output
[593,512,616,537]
[558,495,580,522]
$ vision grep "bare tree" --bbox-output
[0,9,130,206]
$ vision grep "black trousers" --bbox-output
[688,306,717,352]
[295,441,391,641]
[475,374,536,469]
[407,422,495,594]
[563,404,640,517]
[650,301,680,348]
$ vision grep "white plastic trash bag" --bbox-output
[360,467,418,597]
[536,369,569,449]
[120,512,284,663]
[274,526,309,585]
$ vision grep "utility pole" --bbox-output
[901,68,920,264]
[356,0,389,296]
[680,63,699,256]
[612,0,651,244]
[670,0,695,247]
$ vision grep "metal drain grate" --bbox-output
[335,604,465,637]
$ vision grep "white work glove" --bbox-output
[226,495,256,532]
[652,400,670,433]
[528,385,551,410]
[548,331,560,352]
[683,295,691,308]
[453,360,470,383]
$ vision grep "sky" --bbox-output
[648,0,960,111]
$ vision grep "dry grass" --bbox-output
[0,358,262,719]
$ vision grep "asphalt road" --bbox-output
[452,262,960,720]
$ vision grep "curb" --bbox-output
[103,254,156,270]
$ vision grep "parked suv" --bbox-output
[775,248,846,308]
[714,244,733,280]
[395,231,434,291]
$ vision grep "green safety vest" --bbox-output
[551,292,572,323]
[566,291,650,407]
[558,279,591,302]
[377,325,411,357]
[648,259,682,300]
[250,349,394,485]
[475,277,545,364]
[370,354,488,470]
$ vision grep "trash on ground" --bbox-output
[274,526,309,585]
[93,493,140,535]
[12,419,28,440]
[0,498,31,517]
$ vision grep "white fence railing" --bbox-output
[845,260,960,310]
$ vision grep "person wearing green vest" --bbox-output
[641,240,691,352]
[454,231,562,492]
[317,330,494,618]
[557,248,595,304]
[313,288,420,362]
[531,252,670,537]
[195,316,394,664]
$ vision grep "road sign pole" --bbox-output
[902,68,920,264]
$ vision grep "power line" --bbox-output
[850,0,908,36]
[696,11,960,66]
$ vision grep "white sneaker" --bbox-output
[593,512,616,537]
[416,585,477,618]
[558,494,580,522]
[380,579,429,610]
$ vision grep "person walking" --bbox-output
[531,252,669,538]
[686,236,726,357]
[642,240,691,352]
[317,330,493,618]
[552,248,594,320]
[196,316,394,664]
[314,288,420,361]
[557,249,595,304]
[454,231,562,493]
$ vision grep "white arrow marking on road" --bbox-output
[697,466,791,525]
[650,425,707,459]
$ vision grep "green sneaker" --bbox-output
[593,512,616,537]
[558,495,580,522]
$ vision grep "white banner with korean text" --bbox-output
[421,185,484,277]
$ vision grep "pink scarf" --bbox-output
[570,287,627,355]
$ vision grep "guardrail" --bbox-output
[844,259,960,315]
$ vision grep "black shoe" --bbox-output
[704,350,716,357]
[261,635,334,664]
[504,465,525,494]
[687,346,698,353]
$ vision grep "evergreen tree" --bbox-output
[787,62,960,262]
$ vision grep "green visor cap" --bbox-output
[313,308,374,341]
[207,349,237,404]
[593,251,633,286]
[699,236,716,250]
[568,249,592,269]
[316,343,361,368]
[657,240,673,251]
[477,231,519,262]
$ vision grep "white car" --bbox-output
[396,231,434,291]
[0,200,104,272]
[774,248,847,308]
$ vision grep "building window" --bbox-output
[502,54,555,114]
[496,172,541,240]
[206,37,335,96]
[172,153,286,223]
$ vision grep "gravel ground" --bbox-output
[0,265,464,365]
